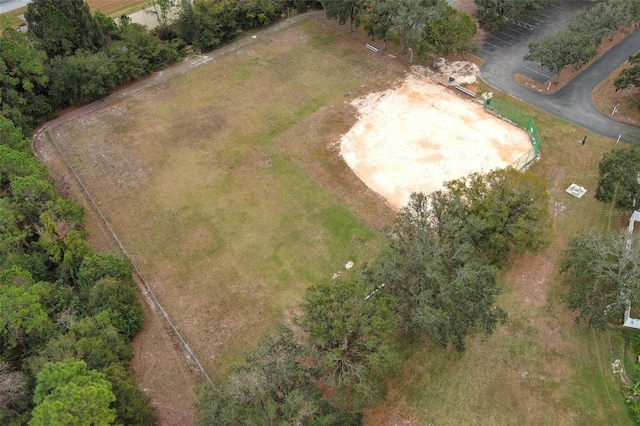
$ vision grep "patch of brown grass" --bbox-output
[591,54,640,127]
[130,299,199,425]
[86,0,150,15]
[40,18,403,424]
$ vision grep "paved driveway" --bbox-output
[478,0,640,142]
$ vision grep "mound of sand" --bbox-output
[435,58,479,84]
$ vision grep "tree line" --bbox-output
[0,113,156,424]
[320,0,477,64]
[198,168,552,424]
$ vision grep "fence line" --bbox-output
[40,127,212,385]
[484,98,542,164]
[510,148,537,171]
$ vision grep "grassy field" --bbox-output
[0,7,28,32]
[46,18,402,383]
[38,14,638,425]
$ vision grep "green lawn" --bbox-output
[1,6,27,33]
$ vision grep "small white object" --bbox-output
[345,261,354,270]
[565,183,587,198]
[252,35,257,39]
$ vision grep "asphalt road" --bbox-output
[479,1,640,142]
[0,0,30,13]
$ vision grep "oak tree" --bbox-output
[562,230,640,329]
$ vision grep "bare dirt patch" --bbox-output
[340,71,532,209]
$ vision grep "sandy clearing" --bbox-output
[340,72,533,209]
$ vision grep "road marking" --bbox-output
[480,47,495,55]
[487,35,512,45]
[498,31,519,40]
[525,66,552,79]
[482,40,503,49]
[505,26,525,35]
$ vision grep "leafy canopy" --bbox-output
[615,52,640,111]
[300,278,398,409]
[366,192,506,351]
[562,230,640,329]
[595,143,640,210]
[30,360,116,426]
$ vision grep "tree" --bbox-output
[595,143,640,210]
[77,252,133,300]
[475,0,551,32]
[30,360,116,426]
[103,364,158,426]
[94,11,121,45]
[615,52,640,111]
[112,22,181,75]
[443,168,551,266]
[242,0,282,29]
[366,193,506,351]
[326,0,364,32]
[174,0,199,45]
[569,0,640,47]
[524,29,596,84]
[0,199,31,270]
[0,145,50,190]
[419,5,476,67]
[561,230,640,329]
[28,312,134,374]
[35,209,91,285]
[362,0,398,50]
[0,267,55,359]
[47,50,121,108]
[0,362,27,414]
[150,0,178,32]
[0,116,31,152]
[25,0,105,57]
[197,324,362,424]
[299,278,398,409]
[178,0,239,51]
[87,277,144,340]
[392,0,446,64]
[0,29,52,131]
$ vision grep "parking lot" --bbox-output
[477,1,586,83]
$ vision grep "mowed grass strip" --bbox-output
[50,19,398,378]
[364,83,632,424]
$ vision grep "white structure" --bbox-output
[565,183,587,198]
[624,211,640,329]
